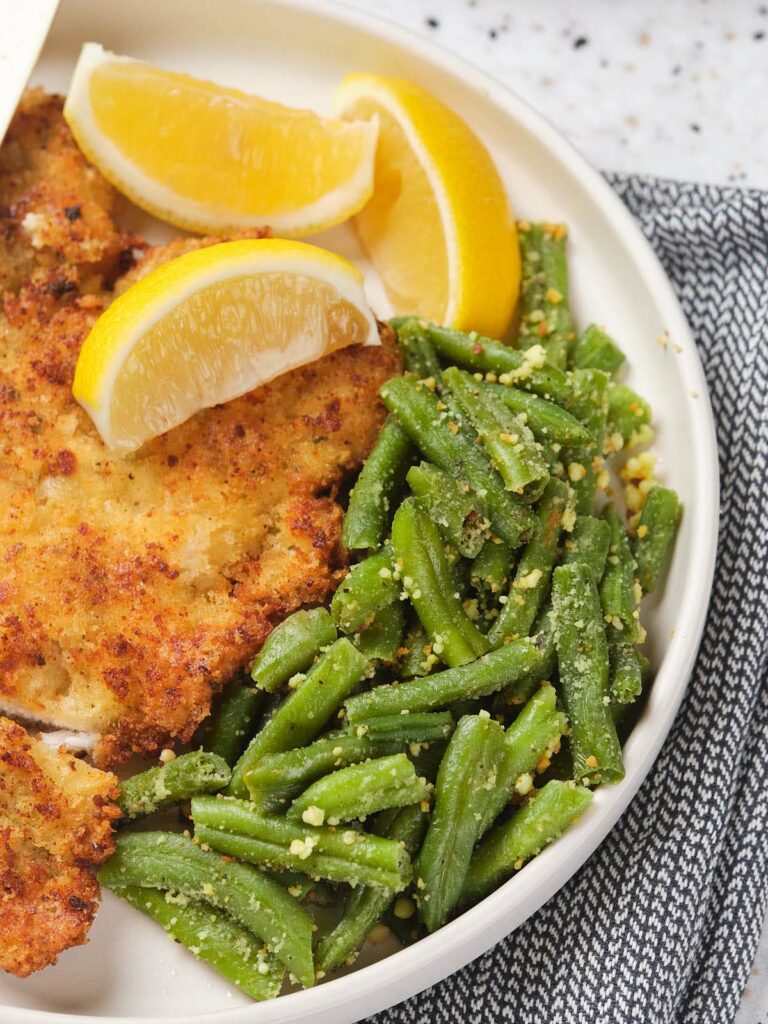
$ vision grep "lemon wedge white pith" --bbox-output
[73,239,380,453]
[64,44,378,236]
[335,73,520,340]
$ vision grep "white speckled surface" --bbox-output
[339,0,768,188]
[337,1,767,1020]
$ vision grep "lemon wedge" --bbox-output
[73,238,379,452]
[63,44,378,236]
[335,73,520,339]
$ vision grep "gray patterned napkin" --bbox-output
[367,176,768,1024]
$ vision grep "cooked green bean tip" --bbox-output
[203,679,266,766]
[407,461,490,558]
[394,318,443,380]
[552,563,624,785]
[606,383,652,449]
[392,497,489,668]
[632,485,681,593]
[331,545,401,634]
[353,601,406,665]
[343,417,414,551]
[288,753,429,824]
[463,780,594,903]
[517,221,575,370]
[250,607,337,692]
[442,365,550,501]
[118,750,232,821]
[571,323,626,375]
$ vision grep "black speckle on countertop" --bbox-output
[690,123,702,133]
[573,36,589,49]
[753,30,765,39]
[425,16,439,29]
[672,64,683,75]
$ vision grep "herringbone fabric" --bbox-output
[369,177,768,1024]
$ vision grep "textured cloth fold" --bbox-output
[368,176,768,1024]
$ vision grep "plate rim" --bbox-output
[5,0,720,1021]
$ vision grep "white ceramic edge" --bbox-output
[7,1,720,1022]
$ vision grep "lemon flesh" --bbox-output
[64,44,378,235]
[336,74,520,340]
[73,239,379,453]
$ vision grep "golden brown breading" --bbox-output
[0,266,399,766]
[0,89,136,293]
[0,717,119,977]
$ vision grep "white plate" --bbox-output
[1,1,719,1021]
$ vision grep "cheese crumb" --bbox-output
[301,805,325,827]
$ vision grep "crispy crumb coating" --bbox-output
[0,267,398,765]
[0,89,136,293]
[0,717,119,977]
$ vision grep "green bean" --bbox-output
[345,636,547,722]
[606,383,651,447]
[118,751,231,821]
[462,781,594,903]
[203,680,266,767]
[609,638,643,705]
[517,221,575,369]
[632,486,681,593]
[353,601,406,665]
[392,498,489,667]
[243,714,450,810]
[229,638,370,798]
[419,320,565,392]
[488,479,568,646]
[99,832,314,988]
[471,538,514,598]
[250,608,337,692]
[485,384,592,446]
[191,796,411,892]
[331,546,401,634]
[552,563,624,785]
[398,616,434,677]
[407,461,490,558]
[561,367,609,514]
[442,367,550,500]
[266,871,336,906]
[415,715,505,931]
[343,418,414,551]
[570,323,626,374]
[479,683,569,833]
[562,514,611,583]
[316,804,428,973]
[395,318,443,379]
[288,753,429,825]
[381,376,537,546]
[495,603,558,711]
[357,711,454,744]
[111,886,284,1000]
[600,505,639,642]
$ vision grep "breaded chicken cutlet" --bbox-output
[0,89,136,294]
[0,93,400,766]
[0,716,119,976]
